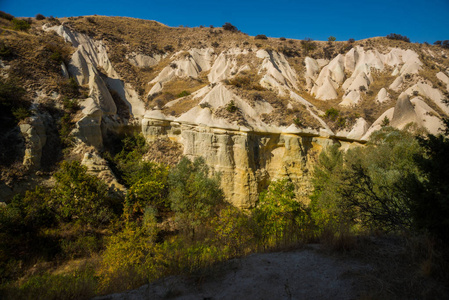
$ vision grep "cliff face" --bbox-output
[1,16,448,206]
[142,118,347,207]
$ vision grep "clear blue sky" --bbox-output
[1,0,448,43]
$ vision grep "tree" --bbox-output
[254,179,309,246]
[124,162,169,222]
[311,128,422,232]
[407,119,449,241]
[168,157,224,237]
[328,36,336,42]
[52,161,116,226]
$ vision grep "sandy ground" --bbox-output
[95,245,375,300]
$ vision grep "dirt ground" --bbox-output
[94,237,449,300]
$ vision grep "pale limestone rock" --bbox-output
[437,72,449,91]
[361,108,395,140]
[411,97,443,135]
[311,77,338,100]
[81,151,126,192]
[405,83,449,114]
[128,52,161,68]
[376,88,391,103]
[389,75,404,91]
[19,115,47,169]
[391,93,421,129]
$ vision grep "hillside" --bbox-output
[1,15,449,206]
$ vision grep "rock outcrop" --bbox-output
[7,19,446,207]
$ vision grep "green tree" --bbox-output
[52,161,116,226]
[168,157,224,237]
[124,162,169,221]
[311,127,422,232]
[254,179,309,246]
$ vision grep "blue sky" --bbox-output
[1,0,448,43]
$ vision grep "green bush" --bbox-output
[11,19,31,31]
[301,38,317,54]
[176,90,190,98]
[255,34,268,40]
[310,128,422,232]
[52,161,117,226]
[222,22,238,32]
[0,43,12,58]
[35,14,46,20]
[226,100,238,113]
[324,107,339,121]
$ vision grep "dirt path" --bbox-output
[95,246,374,300]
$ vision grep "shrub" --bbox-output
[348,38,355,43]
[0,11,14,21]
[324,107,339,121]
[279,37,286,41]
[35,14,45,20]
[50,51,63,64]
[176,90,190,98]
[359,85,367,92]
[62,98,80,113]
[222,22,238,32]
[433,40,442,46]
[211,205,254,257]
[381,116,390,127]
[12,106,31,121]
[226,100,238,113]
[11,19,31,31]
[0,43,11,58]
[255,34,268,40]
[328,36,336,42]
[386,33,410,43]
[163,45,174,52]
[52,161,117,226]
[300,38,317,54]
[293,118,303,128]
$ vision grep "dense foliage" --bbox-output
[311,125,449,239]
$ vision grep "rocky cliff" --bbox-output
[1,16,448,206]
